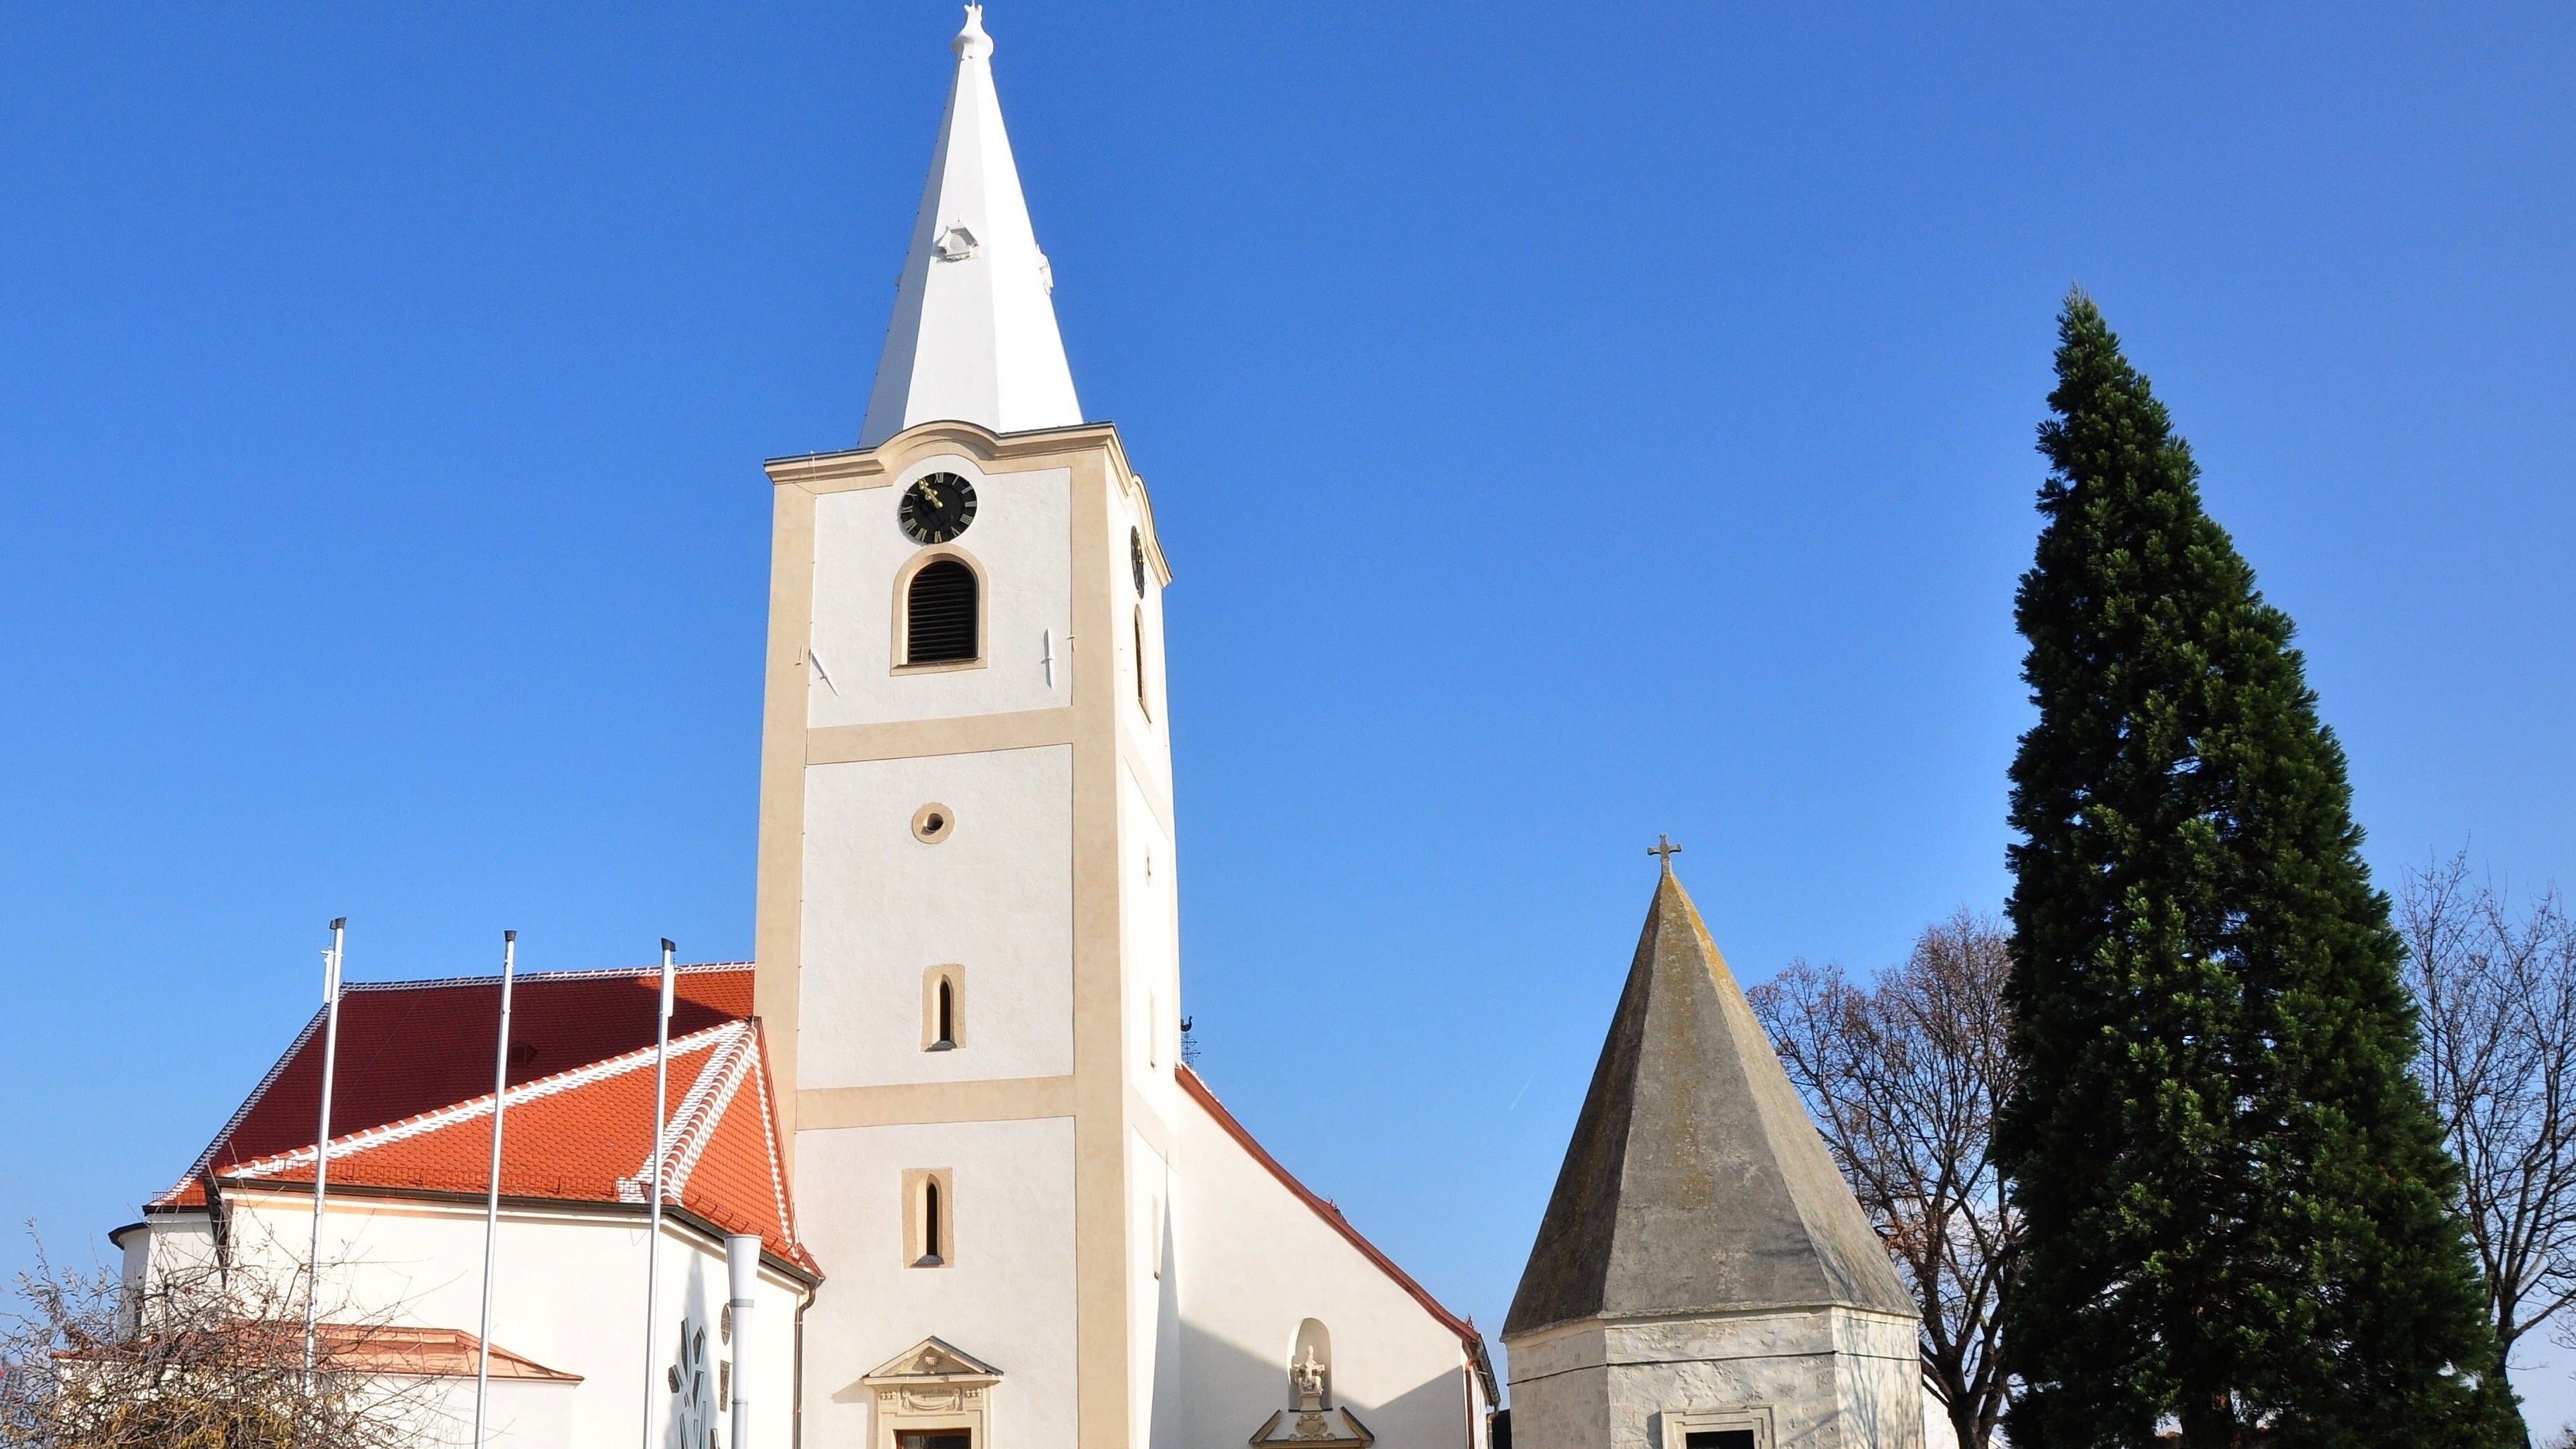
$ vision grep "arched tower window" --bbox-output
[923,966,964,1051]
[923,1179,943,1261]
[905,558,980,664]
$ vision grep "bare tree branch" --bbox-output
[1749,912,2022,1449]
[1,1227,447,1449]
[2402,852,2576,1371]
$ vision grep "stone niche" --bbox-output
[1247,1318,1374,1449]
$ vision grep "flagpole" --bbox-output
[302,917,346,1379]
[473,930,516,1449]
[639,938,676,1449]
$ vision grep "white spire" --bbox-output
[859,5,1084,447]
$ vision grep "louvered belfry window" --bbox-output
[906,558,978,664]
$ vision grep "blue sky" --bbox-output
[4,0,2571,1422]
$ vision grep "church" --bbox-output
[110,10,1940,1449]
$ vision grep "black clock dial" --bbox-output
[899,473,978,544]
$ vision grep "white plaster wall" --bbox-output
[794,1117,1079,1449]
[1507,1309,1922,1449]
[800,745,1074,1087]
[138,1212,218,1284]
[1131,1132,1181,1449]
[808,455,1071,728]
[1121,758,1181,1122]
[357,1375,574,1448]
[1171,1095,1474,1449]
[145,1194,806,1449]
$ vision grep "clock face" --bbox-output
[899,473,978,544]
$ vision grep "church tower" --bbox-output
[750,8,1185,1447]
[1503,860,1926,1449]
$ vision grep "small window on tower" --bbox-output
[904,1168,954,1268]
[905,558,980,666]
[1133,605,1151,719]
[923,966,964,1051]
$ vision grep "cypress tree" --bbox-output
[1997,294,2518,1448]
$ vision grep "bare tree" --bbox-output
[1,1231,442,1449]
[2401,852,2576,1375]
[1749,912,2021,1449]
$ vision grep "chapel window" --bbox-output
[898,1434,972,1449]
[906,558,979,665]
[1683,1435,1754,1449]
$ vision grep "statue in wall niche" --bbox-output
[1292,1346,1328,1411]
[1249,1339,1373,1449]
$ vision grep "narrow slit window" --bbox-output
[905,1167,953,1268]
[924,966,964,1051]
[907,559,979,664]
[1133,605,1150,718]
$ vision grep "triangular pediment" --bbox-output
[862,1336,1004,1386]
[1249,1407,1375,1448]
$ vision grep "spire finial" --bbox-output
[1648,834,1683,873]
[954,4,992,60]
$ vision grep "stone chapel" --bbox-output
[1504,860,1937,1449]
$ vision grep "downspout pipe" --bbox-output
[725,1233,760,1448]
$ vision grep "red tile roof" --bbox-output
[155,966,810,1272]
[323,1325,582,1382]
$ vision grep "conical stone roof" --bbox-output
[1504,865,1918,1339]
